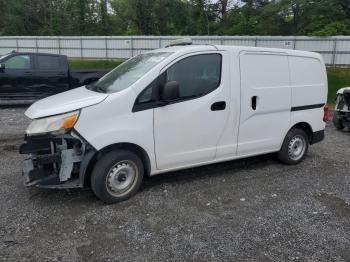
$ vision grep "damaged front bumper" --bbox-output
[334,111,350,128]
[335,91,350,128]
[19,131,96,189]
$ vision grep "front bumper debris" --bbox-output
[20,131,94,189]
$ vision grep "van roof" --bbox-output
[152,44,322,60]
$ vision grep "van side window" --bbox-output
[136,80,156,104]
[166,54,221,99]
[133,79,157,112]
[37,55,61,70]
[4,55,31,69]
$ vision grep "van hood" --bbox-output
[25,86,108,119]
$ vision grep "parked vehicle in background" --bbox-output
[0,52,110,104]
[333,87,350,130]
[20,39,328,203]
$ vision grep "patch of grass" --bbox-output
[68,59,124,70]
[327,67,350,106]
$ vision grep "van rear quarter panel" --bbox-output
[289,55,327,132]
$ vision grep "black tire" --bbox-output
[333,113,344,130]
[278,128,309,165]
[91,150,144,204]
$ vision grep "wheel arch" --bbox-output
[288,122,313,144]
[82,142,151,187]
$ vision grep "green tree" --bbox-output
[0,0,349,36]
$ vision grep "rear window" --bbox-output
[37,55,61,70]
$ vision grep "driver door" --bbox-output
[154,52,230,170]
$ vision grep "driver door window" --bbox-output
[133,54,222,112]
[165,54,222,100]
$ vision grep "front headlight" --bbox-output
[26,111,80,136]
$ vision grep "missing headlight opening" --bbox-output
[20,132,95,189]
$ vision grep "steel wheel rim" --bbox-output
[288,135,306,161]
[106,160,137,196]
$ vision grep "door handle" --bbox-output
[211,101,226,111]
[251,96,257,110]
[24,71,32,75]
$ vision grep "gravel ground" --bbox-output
[0,107,29,141]
[0,108,349,261]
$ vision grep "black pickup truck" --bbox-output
[0,52,111,104]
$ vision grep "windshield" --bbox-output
[88,52,172,93]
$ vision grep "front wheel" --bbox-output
[91,150,144,204]
[278,128,309,165]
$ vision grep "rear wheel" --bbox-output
[91,150,144,204]
[278,128,309,165]
[333,113,344,130]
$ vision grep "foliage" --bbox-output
[0,0,349,36]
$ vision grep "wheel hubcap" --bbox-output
[288,135,306,161]
[106,161,137,195]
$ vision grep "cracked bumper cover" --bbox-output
[19,131,96,189]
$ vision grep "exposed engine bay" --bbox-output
[20,132,96,189]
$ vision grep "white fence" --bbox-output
[1,36,350,66]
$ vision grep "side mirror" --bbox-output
[0,63,5,71]
[162,81,179,102]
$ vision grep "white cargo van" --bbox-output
[20,40,328,203]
